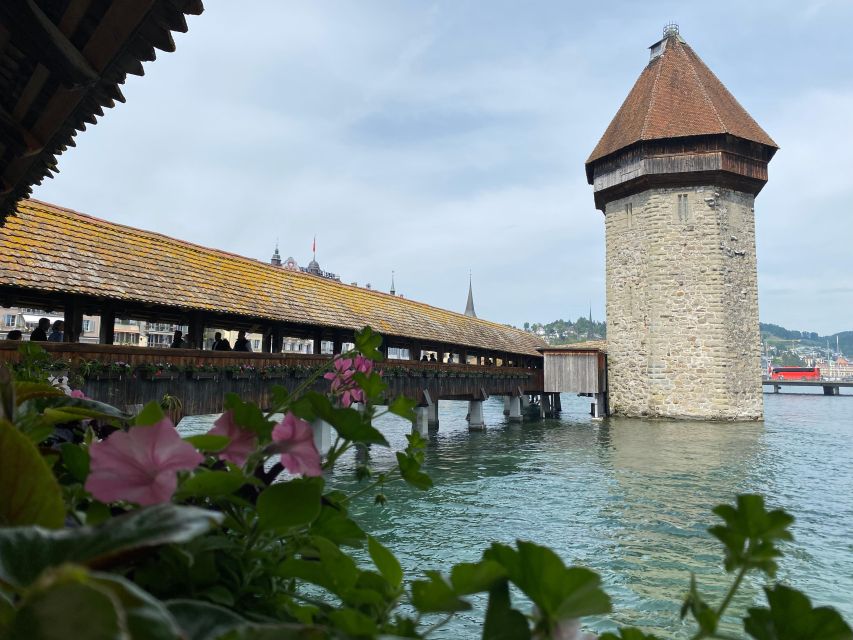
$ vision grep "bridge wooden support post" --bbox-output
[520,395,530,409]
[467,400,485,430]
[539,393,552,418]
[553,393,562,412]
[823,385,840,396]
[312,418,334,455]
[591,393,606,419]
[412,406,429,436]
[99,306,115,345]
[508,396,522,422]
[774,385,781,393]
[189,313,205,350]
[332,334,342,355]
[313,331,323,355]
[63,297,83,342]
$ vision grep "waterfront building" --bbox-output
[585,25,777,419]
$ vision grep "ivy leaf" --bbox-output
[367,536,403,589]
[396,451,432,490]
[482,579,530,640]
[451,560,507,595]
[411,571,470,613]
[680,575,717,635]
[388,396,417,421]
[0,418,64,528]
[354,326,384,361]
[484,541,611,621]
[257,478,323,532]
[744,584,853,640]
[709,495,794,576]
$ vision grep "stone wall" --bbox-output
[604,185,763,420]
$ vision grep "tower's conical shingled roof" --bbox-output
[586,32,777,166]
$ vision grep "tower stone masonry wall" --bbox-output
[604,185,763,420]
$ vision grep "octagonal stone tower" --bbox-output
[585,25,777,420]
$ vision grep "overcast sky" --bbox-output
[34,0,853,335]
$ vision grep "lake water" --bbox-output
[181,388,853,637]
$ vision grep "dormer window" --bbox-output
[649,39,667,61]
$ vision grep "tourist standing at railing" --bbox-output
[5,330,22,341]
[30,317,50,341]
[233,330,252,352]
[170,330,184,348]
[48,320,64,342]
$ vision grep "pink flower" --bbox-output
[323,356,370,407]
[272,412,322,477]
[69,389,87,399]
[85,418,204,505]
[207,410,257,466]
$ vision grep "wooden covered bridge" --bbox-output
[0,1,610,429]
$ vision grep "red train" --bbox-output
[769,366,821,381]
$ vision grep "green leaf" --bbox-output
[183,434,231,453]
[709,495,794,576]
[327,608,378,636]
[368,535,403,589]
[12,381,63,406]
[88,572,183,640]
[354,326,384,362]
[451,560,507,595]
[257,478,323,532]
[135,401,165,425]
[166,598,248,640]
[482,579,530,640]
[8,572,123,640]
[0,504,223,588]
[222,394,274,441]
[59,443,90,483]
[745,584,853,640]
[296,393,388,446]
[484,541,611,621]
[388,396,417,421]
[276,536,360,597]
[0,419,64,528]
[310,504,366,547]
[411,571,470,613]
[396,451,433,490]
[352,371,387,401]
[0,367,13,421]
[177,470,246,498]
[680,575,717,635]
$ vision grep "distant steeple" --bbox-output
[270,241,282,267]
[588,303,593,339]
[390,270,396,296]
[464,273,477,318]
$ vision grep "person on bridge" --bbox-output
[170,330,184,348]
[213,332,232,351]
[48,320,64,342]
[420,354,428,362]
[429,354,437,362]
[30,318,50,341]
[5,330,22,341]
[233,330,252,352]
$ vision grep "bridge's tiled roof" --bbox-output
[0,200,546,357]
[586,34,777,166]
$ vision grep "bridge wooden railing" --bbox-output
[0,342,544,418]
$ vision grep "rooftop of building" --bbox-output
[0,199,547,357]
[586,25,777,167]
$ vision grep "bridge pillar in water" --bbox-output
[503,397,511,416]
[520,395,530,410]
[427,401,439,429]
[412,406,429,435]
[591,393,606,419]
[467,400,485,430]
[507,396,522,422]
[823,385,840,396]
[312,419,333,455]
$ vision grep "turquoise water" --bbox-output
[181,390,853,636]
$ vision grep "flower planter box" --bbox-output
[140,371,180,381]
[229,371,254,380]
[91,372,124,381]
[189,372,218,380]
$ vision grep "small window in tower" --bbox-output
[625,202,633,229]
[677,194,689,222]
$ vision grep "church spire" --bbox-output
[390,270,396,296]
[464,272,477,318]
[270,240,282,266]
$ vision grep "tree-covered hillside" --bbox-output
[760,323,853,354]
[523,317,606,345]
